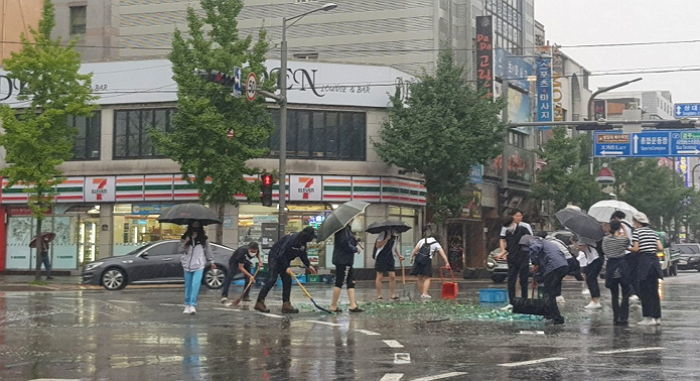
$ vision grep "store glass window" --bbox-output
[269,109,366,161]
[113,108,174,159]
[68,112,101,161]
[238,204,333,268]
[112,203,186,255]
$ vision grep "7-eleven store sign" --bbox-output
[290,175,322,201]
[85,176,116,202]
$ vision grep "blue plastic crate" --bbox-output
[479,288,508,303]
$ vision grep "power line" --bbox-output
[3,36,700,53]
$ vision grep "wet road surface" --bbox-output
[2,272,700,380]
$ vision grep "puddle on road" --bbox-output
[296,301,545,322]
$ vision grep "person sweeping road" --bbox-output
[254,227,317,314]
[220,242,261,306]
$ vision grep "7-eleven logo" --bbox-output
[298,177,315,200]
[91,178,108,200]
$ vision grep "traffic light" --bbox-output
[261,173,273,207]
[196,69,236,87]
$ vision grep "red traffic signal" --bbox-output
[260,174,273,206]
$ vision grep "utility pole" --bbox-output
[276,3,337,240]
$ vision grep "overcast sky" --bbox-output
[535,0,700,104]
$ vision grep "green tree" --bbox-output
[152,0,274,242]
[0,0,96,279]
[533,127,603,215]
[610,158,688,232]
[375,51,505,222]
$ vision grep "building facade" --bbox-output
[0,0,44,63]
[0,59,427,274]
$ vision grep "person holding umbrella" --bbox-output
[328,223,363,313]
[254,226,318,314]
[373,228,403,300]
[180,221,216,315]
[30,232,56,280]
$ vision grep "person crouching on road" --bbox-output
[329,224,363,313]
[522,235,568,325]
[180,221,216,315]
[255,227,318,314]
[220,241,261,306]
[603,220,632,326]
[630,212,663,326]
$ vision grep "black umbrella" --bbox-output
[365,220,411,235]
[554,208,604,244]
[157,203,220,226]
[29,232,56,248]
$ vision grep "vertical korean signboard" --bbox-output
[476,16,494,99]
[536,53,553,129]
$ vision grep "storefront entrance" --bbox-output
[446,220,485,272]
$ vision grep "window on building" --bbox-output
[269,109,366,161]
[113,108,174,159]
[69,112,101,161]
[485,0,523,55]
[70,6,87,35]
[509,131,526,148]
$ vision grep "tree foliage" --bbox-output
[375,51,505,221]
[609,158,689,232]
[152,0,274,240]
[0,0,96,278]
[532,127,603,213]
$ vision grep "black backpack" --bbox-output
[415,238,432,265]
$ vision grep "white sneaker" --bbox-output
[555,296,565,304]
[223,300,233,307]
[190,306,197,315]
[220,297,229,304]
[584,301,602,309]
[638,317,655,326]
[500,304,513,311]
[582,288,591,296]
[629,295,640,304]
[420,294,432,299]
[183,305,191,314]
[654,318,661,326]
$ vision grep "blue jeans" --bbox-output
[183,269,204,306]
[40,252,52,277]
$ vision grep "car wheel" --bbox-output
[491,274,506,283]
[204,267,226,289]
[101,268,127,290]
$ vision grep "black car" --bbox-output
[672,243,700,271]
[81,240,238,290]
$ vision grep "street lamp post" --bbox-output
[277,3,337,240]
[586,77,643,175]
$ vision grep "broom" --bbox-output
[289,270,332,314]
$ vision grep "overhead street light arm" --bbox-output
[587,77,643,120]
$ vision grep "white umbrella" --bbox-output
[587,200,639,224]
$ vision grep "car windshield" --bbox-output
[673,245,700,255]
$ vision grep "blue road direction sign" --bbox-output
[594,132,631,157]
[674,103,700,118]
[594,130,700,157]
